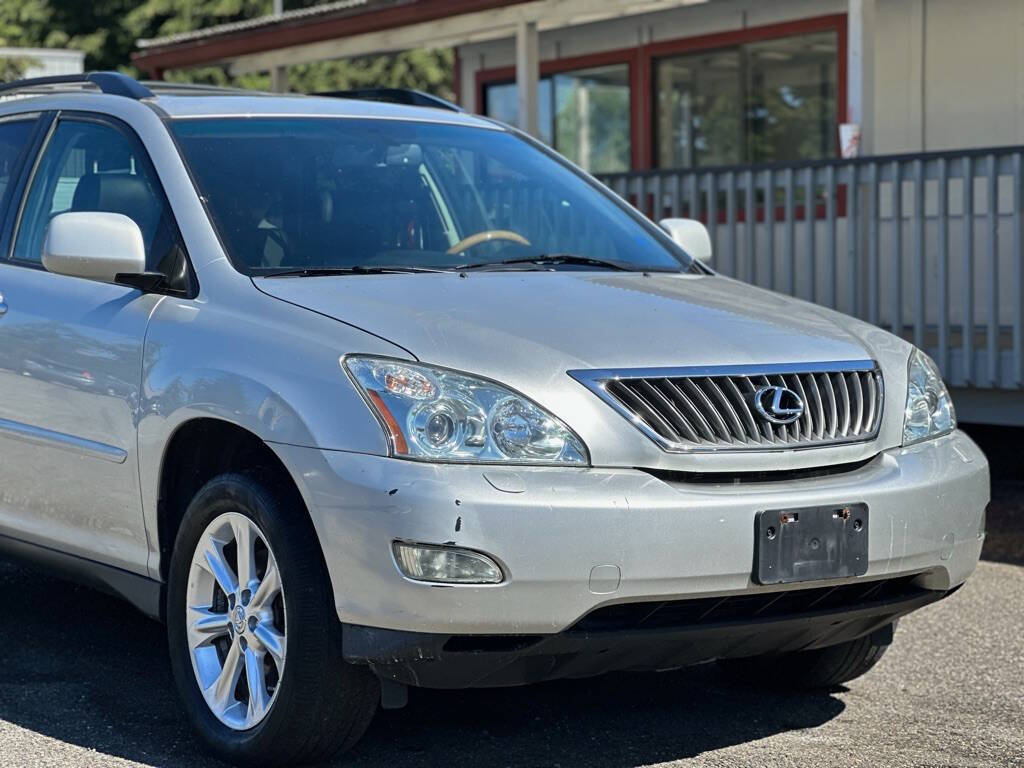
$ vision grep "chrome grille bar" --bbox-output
[569,361,884,453]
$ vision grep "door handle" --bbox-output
[0,292,6,316]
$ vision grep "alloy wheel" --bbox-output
[185,511,287,730]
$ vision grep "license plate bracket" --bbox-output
[754,503,869,585]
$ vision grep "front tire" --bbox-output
[717,630,892,690]
[167,472,378,767]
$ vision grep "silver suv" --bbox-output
[0,73,988,766]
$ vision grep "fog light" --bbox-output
[392,542,504,584]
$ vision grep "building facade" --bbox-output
[458,0,1024,170]
[133,0,1024,169]
[131,0,1024,425]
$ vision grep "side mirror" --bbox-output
[659,218,712,264]
[42,212,147,285]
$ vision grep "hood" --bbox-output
[254,271,909,472]
[254,271,872,373]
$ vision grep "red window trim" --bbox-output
[473,13,848,173]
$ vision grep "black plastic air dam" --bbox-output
[342,576,954,689]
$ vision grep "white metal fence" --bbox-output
[598,147,1024,393]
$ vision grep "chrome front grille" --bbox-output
[570,362,883,452]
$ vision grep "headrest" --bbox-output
[71,172,158,224]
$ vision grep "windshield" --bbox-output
[171,117,692,274]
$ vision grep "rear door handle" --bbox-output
[0,292,6,315]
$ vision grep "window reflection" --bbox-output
[482,30,837,172]
[656,49,743,167]
[0,119,34,213]
[483,64,631,173]
[483,79,554,147]
[745,33,837,164]
[656,31,838,168]
[553,65,631,173]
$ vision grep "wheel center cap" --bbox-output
[232,604,246,634]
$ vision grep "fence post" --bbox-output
[986,154,999,387]
[890,160,902,338]
[868,162,879,326]
[1015,152,1024,387]
[963,156,975,386]
[744,169,755,284]
[913,158,925,351]
[937,157,949,377]
[726,171,737,277]
[784,168,795,295]
[848,163,859,317]
[805,167,816,302]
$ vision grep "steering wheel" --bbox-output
[446,230,531,256]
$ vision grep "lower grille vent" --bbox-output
[569,576,924,633]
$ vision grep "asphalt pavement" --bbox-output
[0,556,1021,768]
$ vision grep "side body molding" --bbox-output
[0,416,128,463]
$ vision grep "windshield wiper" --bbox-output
[258,265,451,278]
[455,254,645,272]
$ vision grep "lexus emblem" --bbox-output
[753,385,804,425]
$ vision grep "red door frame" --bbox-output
[472,13,848,172]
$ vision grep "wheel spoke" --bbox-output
[249,559,280,612]
[208,641,243,712]
[252,623,286,669]
[244,648,269,723]
[187,607,231,647]
[200,541,238,598]
[232,517,257,591]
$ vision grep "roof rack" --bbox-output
[140,81,260,96]
[0,71,154,100]
[316,88,463,113]
[0,74,464,113]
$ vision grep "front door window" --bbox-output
[11,118,189,292]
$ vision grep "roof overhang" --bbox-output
[132,0,707,76]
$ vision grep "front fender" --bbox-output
[137,286,405,579]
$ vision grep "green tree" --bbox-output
[0,0,453,98]
[0,0,140,75]
[288,49,454,99]
[0,0,55,48]
[0,0,49,80]
[124,0,452,97]
[123,0,278,87]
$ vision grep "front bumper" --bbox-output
[273,430,987,640]
[341,576,952,688]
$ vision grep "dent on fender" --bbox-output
[141,367,311,443]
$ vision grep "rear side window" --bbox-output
[0,117,36,221]
[11,118,190,292]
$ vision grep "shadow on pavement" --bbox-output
[0,561,845,767]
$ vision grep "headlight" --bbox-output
[902,348,956,445]
[343,356,589,464]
